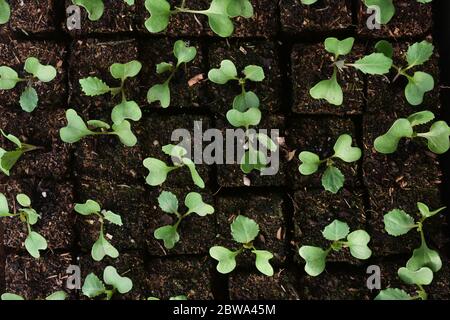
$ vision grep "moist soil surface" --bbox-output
[1,1,450,300]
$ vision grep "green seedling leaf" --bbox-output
[374,119,413,154]
[1,129,21,147]
[25,231,48,258]
[79,77,112,96]
[0,66,20,89]
[0,0,11,24]
[112,120,137,147]
[322,219,350,241]
[347,230,372,259]
[87,120,110,129]
[417,121,450,154]
[253,250,274,276]
[407,242,442,272]
[162,144,188,158]
[226,108,262,128]
[227,0,254,18]
[417,202,446,219]
[351,53,393,75]
[231,215,259,244]
[209,246,238,274]
[170,295,188,300]
[240,149,268,174]
[60,109,94,143]
[110,60,142,81]
[0,193,9,214]
[75,199,101,215]
[24,57,57,82]
[407,41,434,68]
[405,71,434,106]
[154,225,180,249]
[398,267,433,286]
[1,293,25,300]
[321,166,344,194]
[19,86,38,112]
[111,100,142,124]
[407,110,435,127]
[383,209,416,236]
[182,158,206,188]
[158,191,179,214]
[375,40,394,59]
[103,211,123,226]
[143,158,174,186]
[204,0,235,37]
[0,150,22,175]
[208,59,238,84]
[310,71,343,106]
[256,133,277,152]
[16,193,31,207]
[185,192,214,216]
[82,273,106,298]
[144,0,171,33]
[243,65,265,82]
[22,208,39,225]
[73,0,105,21]
[232,91,260,111]
[45,291,67,301]
[148,83,170,108]
[92,232,119,261]
[298,151,320,175]
[324,37,355,56]
[174,40,197,66]
[298,246,327,277]
[375,288,413,300]
[364,0,395,24]
[156,62,173,74]
[333,134,361,162]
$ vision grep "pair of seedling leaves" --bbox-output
[210,215,274,276]
[209,59,278,174]
[298,134,361,194]
[375,111,450,155]
[1,291,67,301]
[82,266,133,300]
[299,220,372,277]
[144,144,205,188]
[146,0,253,38]
[75,199,123,262]
[0,57,57,112]
[0,130,40,176]
[71,0,134,21]
[301,0,432,25]
[376,202,446,300]
[0,193,48,259]
[154,191,214,249]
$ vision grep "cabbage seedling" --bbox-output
[298,134,361,194]
[374,110,450,154]
[1,291,67,300]
[74,199,123,262]
[145,0,253,38]
[0,130,42,176]
[309,37,392,106]
[82,266,133,300]
[384,202,446,273]
[375,266,434,300]
[71,0,134,21]
[0,0,10,24]
[79,60,142,124]
[0,193,48,258]
[299,219,372,277]
[154,191,214,249]
[209,215,274,276]
[143,144,205,188]
[59,109,137,147]
[0,57,57,112]
[375,40,435,105]
[148,40,197,108]
[362,0,432,25]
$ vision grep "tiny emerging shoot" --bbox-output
[82,266,133,300]
[148,40,197,108]
[59,109,137,147]
[0,0,10,24]
[299,219,372,277]
[209,215,274,276]
[374,110,450,154]
[1,291,67,301]
[298,134,361,194]
[0,57,57,112]
[375,40,435,105]
[310,37,392,106]
[71,0,135,22]
[74,199,123,262]
[154,191,214,249]
[143,144,205,188]
[79,60,142,124]
[384,202,446,273]
[0,130,42,176]
[0,193,48,258]
[145,0,253,38]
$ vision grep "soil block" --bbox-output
[291,43,365,115]
[146,256,213,300]
[357,0,433,38]
[208,41,282,114]
[0,107,71,179]
[229,269,299,300]
[10,0,59,35]
[4,253,73,300]
[138,39,207,109]
[285,116,361,191]
[292,189,367,265]
[280,0,353,35]
[0,177,74,251]
[215,194,287,266]
[0,40,67,109]
[216,115,287,188]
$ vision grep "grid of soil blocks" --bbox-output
[1,1,450,301]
